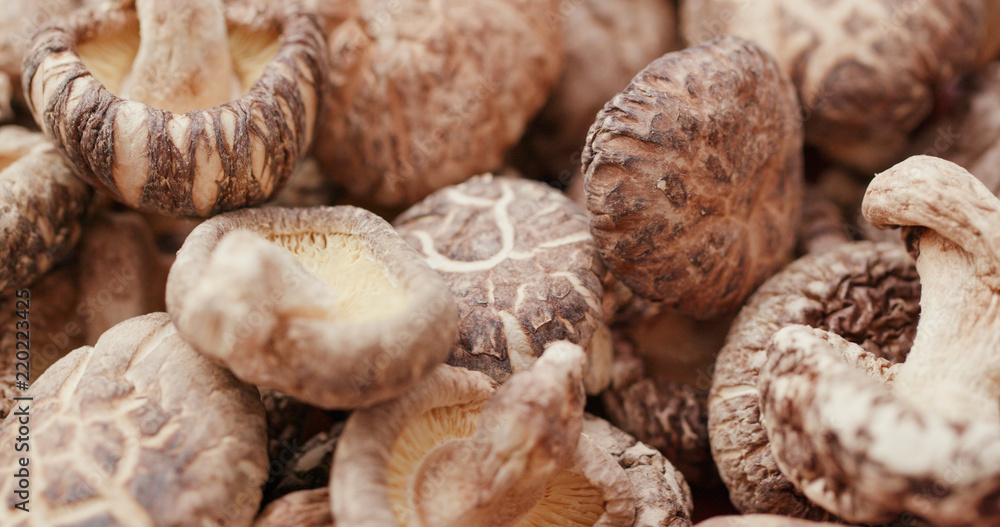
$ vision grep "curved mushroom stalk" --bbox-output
[413,341,587,527]
[759,156,1000,525]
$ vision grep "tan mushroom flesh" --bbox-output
[254,487,334,527]
[0,126,92,293]
[394,175,611,394]
[166,206,457,409]
[759,156,1000,525]
[709,241,920,518]
[332,341,636,527]
[22,0,326,216]
[0,313,268,526]
[583,35,803,319]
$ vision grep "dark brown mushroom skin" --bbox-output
[583,35,803,319]
[393,175,606,387]
[709,242,919,518]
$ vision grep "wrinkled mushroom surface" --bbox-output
[0,313,268,526]
[694,515,844,527]
[167,206,457,409]
[254,487,334,527]
[512,0,677,184]
[759,156,1000,525]
[681,0,982,171]
[709,241,920,518]
[394,175,611,393]
[583,35,803,319]
[309,0,563,208]
[0,126,92,293]
[23,0,326,216]
[333,341,637,526]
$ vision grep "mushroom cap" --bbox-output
[332,343,638,527]
[0,126,93,294]
[583,35,803,319]
[166,206,458,409]
[254,488,334,527]
[0,72,12,122]
[0,312,268,526]
[694,515,844,527]
[758,156,1000,525]
[708,241,919,518]
[310,0,563,208]
[681,0,982,171]
[394,174,611,394]
[22,3,327,217]
[511,0,677,183]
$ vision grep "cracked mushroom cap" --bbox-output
[166,206,457,409]
[709,241,920,519]
[0,312,268,526]
[394,175,611,394]
[0,125,93,293]
[583,35,803,319]
[22,0,326,216]
[308,0,563,208]
[681,0,982,171]
[332,341,638,527]
[758,156,1000,525]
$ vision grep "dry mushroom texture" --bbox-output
[310,0,563,207]
[332,341,647,526]
[709,241,919,519]
[681,0,983,171]
[583,35,803,319]
[512,0,676,183]
[22,0,326,216]
[0,313,268,526]
[394,174,610,394]
[0,126,92,294]
[759,156,1000,525]
[254,488,334,527]
[166,206,457,409]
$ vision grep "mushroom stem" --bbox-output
[412,341,587,527]
[121,0,239,113]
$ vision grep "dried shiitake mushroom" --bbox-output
[0,126,92,293]
[22,0,327,216]
[709,241,920,518]
[796,188,852,255]
[255,488,334,527]
[333,341,647,526]
[0,72,12,122]
[0,313,268,525]
[167,206,457,409]
[909,62,1000,196]
[512,0,677,184]
[681,0,983,171]
[759,156,1000,525]
[694,516,843,527]
[394,175,610,393]
[308,0,563,208]
[583,35,803,319]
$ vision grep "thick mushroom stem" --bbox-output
[863,155,1000,420]
[412,341,587,527]
[120,0,239,113]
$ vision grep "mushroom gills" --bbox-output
[76,6,280,110]
[385,403,614,527]
[266,232,410,322]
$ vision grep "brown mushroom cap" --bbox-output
[0,126,93,293]
[22,1,327,216]
[511,0,677,184]
[0,72,12,122]
[254,488,334,527]
[166,206,457,409]
[332,342,637,527]
[394,174,611,394]
[759,156,1000,525]
[0,312,268,525]
[583,35,803,319]
[309,0,563,208]
[681,0,981,171]
[694,515,844,527]
[709,241,920,518]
